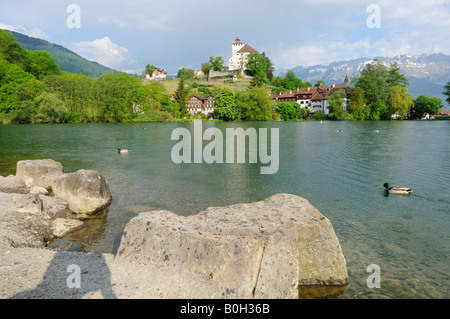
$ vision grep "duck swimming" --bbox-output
[117,148,130,153]
[380,183,412,195]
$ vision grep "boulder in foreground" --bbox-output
[116,193,348,298]
[53,170,112,215]
[16,159,63,190]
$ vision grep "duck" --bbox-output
[117,148,130,153]
[379,183,412,195]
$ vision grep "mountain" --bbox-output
[5,30,117,78]
[276,53,450,107]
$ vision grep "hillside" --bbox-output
[276,54,450,107]
[6,30,117,78]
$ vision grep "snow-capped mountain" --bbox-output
[276,53,450,105]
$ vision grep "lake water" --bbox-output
[0,120,449,299]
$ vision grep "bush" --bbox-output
[33,92,68,123]
[313,111,327,121]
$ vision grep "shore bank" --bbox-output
[0,160,348,299]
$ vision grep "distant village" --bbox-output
[140,36,354,119]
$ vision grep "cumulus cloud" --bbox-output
[70,36,130,70]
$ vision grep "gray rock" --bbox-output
[0,192,48,248]
[16,159,63,190]
[30,186,49,196]
[116,193,349,298]
[53,170,112,215]
[0,175,28,194]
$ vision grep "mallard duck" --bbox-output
[117,148,130,153]
[379,183,412,195]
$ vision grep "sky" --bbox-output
[1,0,449,75]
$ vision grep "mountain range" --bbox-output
[6,30,117,78]
[276,54,450,107]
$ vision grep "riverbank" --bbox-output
[0,160,349,299]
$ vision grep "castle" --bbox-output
[228,36,257,72]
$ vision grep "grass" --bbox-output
[143,78,260,95]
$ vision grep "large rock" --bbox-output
[116,193,348,298]
[53,170,112,215]
[16,159,63,190]
[0,191,79,249]
[0,175,28,194]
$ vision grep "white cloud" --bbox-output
[70,36,130,70]
[0,23,51,41]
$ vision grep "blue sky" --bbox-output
[1,0,449,75]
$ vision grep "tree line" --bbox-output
[0,30,175,124]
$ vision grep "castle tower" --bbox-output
[232,36,245,56]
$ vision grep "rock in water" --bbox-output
[16,159,63,190]
[116,193,348,298]
[53,170,112,215]
[52,218,85,237]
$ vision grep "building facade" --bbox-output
[187,94,217,118]
[228,36,257,72]
[273,77,352,115]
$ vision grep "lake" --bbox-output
[0,120,449,299]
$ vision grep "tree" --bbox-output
[409,95,443,119]
[328,89,353,120]
[209,56,225,72]
[352,58,389,107]
[201,62,211,77]
[27,50,60,80]
[348,87,369,119]
[246,52,267,80]
[385,85,414,119]
[236,87,274,121]
[34,92,68,123]
[213,88,237,121]
[261,52,274,78]
[249,75,265,88]
[369,99,387,120]
[177,67,194,80]
[0,30,29,69]
[277,102,302,120]
[314,80,326,88]
[0,62,34,113]
[174,77,189,117]
[146,64,155,76]
[443,82,450,105]
[387,62,409,87]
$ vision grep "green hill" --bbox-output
[6,30,117,78]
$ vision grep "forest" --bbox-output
[0,29,175,124]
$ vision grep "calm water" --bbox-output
[0,121,449,299]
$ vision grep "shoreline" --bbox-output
[0,160,349,299]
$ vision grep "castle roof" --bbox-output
[236,44,257,54]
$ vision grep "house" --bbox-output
[196,70,205,79]
[187,94,217,118]
[151,67,168,79]
[437,110,450,117]
[273,77,352,115]
[228,36,257,72]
